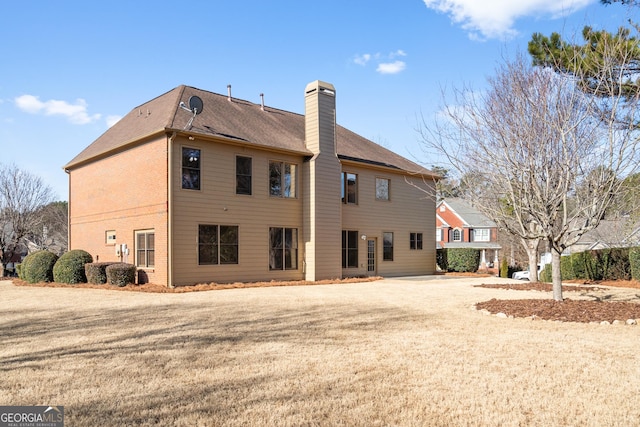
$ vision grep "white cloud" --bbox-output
[377,61,407,74]
[423,0,593,40]
[14,94,101,124]
[353,50,408,74]
[354,53,372,66]
[106,115,122,127]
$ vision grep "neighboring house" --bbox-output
[564,218,640,255]
[64,81,438,287]
[436,199,501,268]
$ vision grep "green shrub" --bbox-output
[446,248,480,273]
[560,256,575,281]
[630,247,640,281]
[598,248,631,281]
[540,263,552,283]
[22,250,58,284]
[500,257,509,278]
[85,262,115,285]
[106,263,136,287]
[16,263,23,279]
[571,251,599,280]
[53,250,93,284]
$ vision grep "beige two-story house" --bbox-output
[64,81,437,287]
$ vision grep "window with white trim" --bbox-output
[452,229,462,242]
[473,229,490,242]
[135,230,155,268]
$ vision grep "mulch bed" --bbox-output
[475,280,640,323]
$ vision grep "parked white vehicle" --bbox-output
[512,264,543,280]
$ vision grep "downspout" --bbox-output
[167,131,177,288]
[63,168,71,252]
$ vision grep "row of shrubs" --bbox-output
[439,246,640,281]
[18,249,137,287]
[539,247,640,282]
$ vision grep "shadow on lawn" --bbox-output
[0,300,424,371]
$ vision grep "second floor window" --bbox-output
[182,147,201,190]
[236,156,252,195]
[270,161,297,198]
[376,178,390,201]
[342,172,357,204]
[473,229,490,242]
[452,229,462,242]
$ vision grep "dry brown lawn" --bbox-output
[2,276,639,426]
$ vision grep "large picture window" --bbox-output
[236,156,252,195]
[270,161,297,198]
[383,232,394,261]
[198,225,239,265]
[269,227,298,270]
[182,147,201,190]
[342,230,358,268]
[135,230,155,268]
[341,172,357,204]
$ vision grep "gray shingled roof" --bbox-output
[440,198,497,228]
[65,85,434,176]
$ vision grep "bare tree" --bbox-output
[418,52,640,301]
[0,164,57,276]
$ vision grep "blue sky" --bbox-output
[0,0,634,200]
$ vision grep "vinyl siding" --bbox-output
[341,163,436,277]
[171,136,305,285]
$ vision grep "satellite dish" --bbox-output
[188,96,203,115]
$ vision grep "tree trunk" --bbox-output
[522,238,539,282]
[551,249,563,301]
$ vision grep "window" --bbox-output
[410,232,423,250]
[452,229,462,242]
[136,230,155,268]
[342,230,358,268]
[270,161,297,197]
[105,230,116,245]
[473,229,490,242]
[236,156,252,195]
[341,172,357,204]
[182,147,201,190]
[269,227,298,270]
[376,178,390,201]
[383,232,394,261]
[436,229,442,242]
[198,225,239,265]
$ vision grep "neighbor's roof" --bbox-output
[438,198,497,228]
[65,85,434,176]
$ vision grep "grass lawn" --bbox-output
[1,276,639,426]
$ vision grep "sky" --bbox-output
[0,0,635,201]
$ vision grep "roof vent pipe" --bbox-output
[260,93,264,111]
[227,84,232,102]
